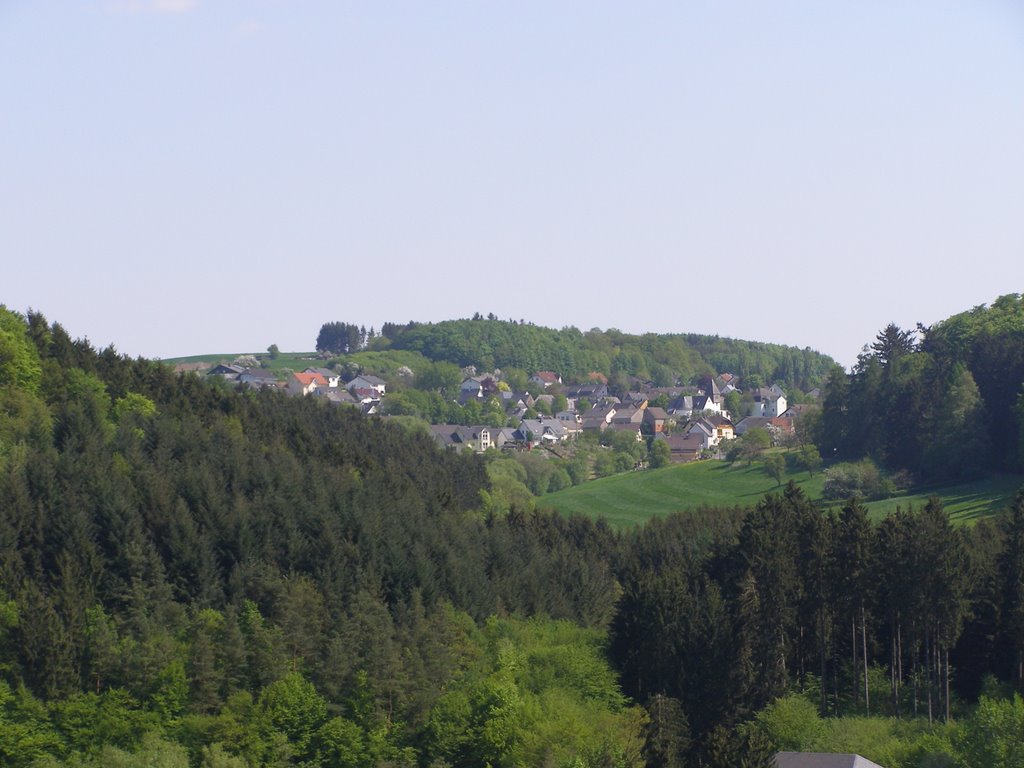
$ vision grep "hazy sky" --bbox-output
[3,1,1023,369]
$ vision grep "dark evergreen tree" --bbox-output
[998,490,1024,691]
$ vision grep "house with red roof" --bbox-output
[287,372,328,397]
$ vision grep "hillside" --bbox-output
[0,307,640,766]
[8,305,1024,767]
[541,458,1022,528]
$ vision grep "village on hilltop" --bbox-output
[203,360,819,465]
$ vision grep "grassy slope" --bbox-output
[856,473,1023,524]
[541,460,1023,529]
[540,460,824,529]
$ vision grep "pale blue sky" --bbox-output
[3,1,1023,368]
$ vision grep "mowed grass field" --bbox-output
[541,459,1023,529]
[540,460,825,528]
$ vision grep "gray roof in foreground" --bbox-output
[775,753,885,768]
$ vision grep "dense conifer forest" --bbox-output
[817,293,1024,479]
[3,303,1024,767]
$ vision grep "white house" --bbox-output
[750,385,787,417]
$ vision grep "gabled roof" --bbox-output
[241,368,277,380]
[644,407,670,421]
[611,405,640,423]
[208,364,244,376]
[755,385,787,401]
[669,394,695,411]
[351,387,381,400]
[735,416,774,430]
[688,419,715,437]
[531,371,561,383]
[705,413,733,427]
[775,753,884,768]
[565,383,609,399]
[317,389,357,404]
[519,418,567,439]
[304,367,335,378]
[781,403,818,419]
[292,372,328,387]
[664,433,705,451]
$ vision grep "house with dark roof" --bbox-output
[428,425,494,453]
[239,368,280,389]
[664,433,706,463]
[207,364,244,379]
[611,404,646,425]
[348,375,387,396]
[704,413,735,442]
[686,418,718,449]
[621,392,650,407]
[350,387,383,405]
[642,407,670,434]
[581,405,617,432]
[564,382,610,406]
[519,418,569,445]
[314,388,358,406]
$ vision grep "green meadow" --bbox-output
[540,460,824,528]
[541,459,1023,529]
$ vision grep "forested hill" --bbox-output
[0,307,636,765]
[367,318,837,391]
[6,306,1024,766]
[818,293,1024,479]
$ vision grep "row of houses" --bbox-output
[208,364,389,413]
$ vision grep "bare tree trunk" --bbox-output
[944,646,951,722]
[833,652,840,717]
[862,604,870,715]
[799,624,805,685]
[926,629,933,726]
[819,608,828,717]
[852,618,859,708]
[912,649,918,718]
[891,631,897,716]
[897,622,903,716]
